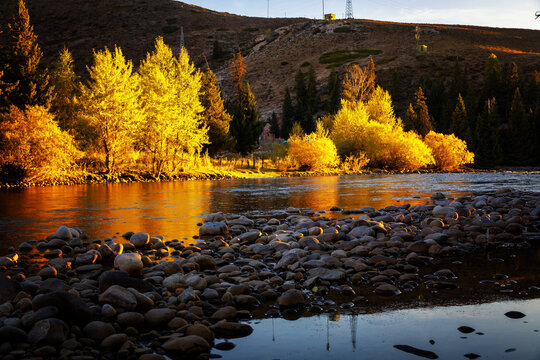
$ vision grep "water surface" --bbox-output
[0,172,538,253]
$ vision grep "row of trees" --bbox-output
[402,55,540,167]
[0,0,262,184]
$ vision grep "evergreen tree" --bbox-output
[405,87,433,136]
[501,62,520,117]
[78,46,143,174]
[405,103,417,132]
[482,53,501,103]
[306,66,317,115]
[50,47,79,133]
[212,40,224,60]
[474,98,501,168]
[294,68,307,124]
[2,0,51,109]
[269,111,280,138]
[449,94,471,145]
[325,70,341,114]
[200,66,233,155]
[391,69,400,101]
[229,83,263,155]
[281,87,294,138]
[507,88,529,165]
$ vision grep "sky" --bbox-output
[182,0,540,30]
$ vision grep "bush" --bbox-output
[0,106,82,183]
[343,154,369,172]
[424,131,474,170]
[288,123,339,171]
[330,101,434,171]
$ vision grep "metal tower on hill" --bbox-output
[180,26,185,50]
[345,0,353,19]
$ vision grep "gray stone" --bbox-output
[162,335,210,355]
[32,291,93,324]
[349,226,375,238]
[117,312,145,327]
[28,318,69,344]
[210,321,253,339]
[199,222,228,236]
[0,325,27,343]
[277,289,306,307]
[307,268,346,282]
[101,333,128,348]
[163,273,187,291]
[53,225,72,240]
[99,270,154,293]
[130,232,150,247]
[83,321,115,340]
[98,285,137,311]
[0,274,21,303]
[144,308,175,327]
[114,253,143,276]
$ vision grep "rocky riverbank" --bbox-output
[0,189,539,359]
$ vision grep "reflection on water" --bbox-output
[0,172,538,253]
[217,299,540,360]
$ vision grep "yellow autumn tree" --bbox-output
[424,131,474,171]
[288,122,339,171]
[0,105,81,184]
[138,38,207,176]
[330,100,370,156]
[365,86,400,127]
[78,46,142,174]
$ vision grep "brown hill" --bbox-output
[1,0,539,119]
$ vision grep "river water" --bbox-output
[0,172,539,254]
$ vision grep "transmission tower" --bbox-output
[345,0,353,19]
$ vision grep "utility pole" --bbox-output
[322,0,325,19]
[267,0,269,18]
[180,26,184,50]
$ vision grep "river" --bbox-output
[0,172,538,254]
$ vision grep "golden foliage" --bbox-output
[330,100,434,171]
[138,38,207,176]
[78,46,143,173]
[288,123,339,171]
[424,131,474,170]
[0,106,82,183]
[365,86,400,127]
[343,153,369,172]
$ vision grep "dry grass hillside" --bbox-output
[1,0,539,119]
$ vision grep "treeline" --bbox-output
[270,60,473,173]
[0,0,259,184]
[275,55,539,168]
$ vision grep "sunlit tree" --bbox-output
[200,65,232,155]
[288,122,339,171]
[138,38,207,175]
[230,50,246,95]
[0,106,81,183]
[50,47,79,132]
[78,46,142,173]
[365,86,399,127]
[341,58,376,103]
[1,0,52,109]
[424,131,474,171]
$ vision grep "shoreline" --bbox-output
[2,166,539,189]
[0,190,538,359]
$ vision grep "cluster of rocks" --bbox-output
[0,189,538,359]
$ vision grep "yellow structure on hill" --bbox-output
[325,13,336,21]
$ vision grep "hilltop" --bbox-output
[1,0,539,119]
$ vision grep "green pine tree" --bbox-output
[325,70,341,114]
[449,94,472,145]
[229,83,264,155]
[405,87,433,136]
[482,53,501,103]
[2,0,52,109]
[281,87,294,138]
[269,111,280,138]
[474,98,502,168]
[507,88,529,165]
[294,68,307,127]
[200,66,233,155]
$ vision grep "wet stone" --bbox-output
[458,326,475,334]
[393,345,439,359]
[505,311,526,319]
